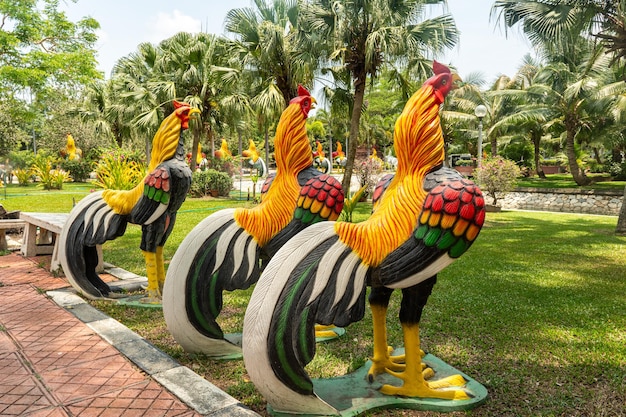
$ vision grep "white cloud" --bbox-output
[146,10,202,43]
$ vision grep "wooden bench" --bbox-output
[0,219,25,251]
[20,212,103,273]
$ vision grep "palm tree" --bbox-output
[493,0,626,64]
[298,0,459,193]
[494,0,626,229]
[225,0,313,165]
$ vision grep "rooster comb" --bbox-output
[432,60,451,75]
[297,84,310,97]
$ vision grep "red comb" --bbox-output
[173,100,185,109]
[433,60,451,75]
[297,84,310,96]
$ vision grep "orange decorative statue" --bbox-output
[59,102,200,302]
[242,62,486,415]
[312,140,331,174]
[163,86,345,358]
[242,139,267,177]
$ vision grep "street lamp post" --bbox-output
[474,104,487,168]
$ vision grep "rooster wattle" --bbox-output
[242,62,485,414]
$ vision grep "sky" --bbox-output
[61,0,536,84]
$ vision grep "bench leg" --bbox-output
[21,223,38,257]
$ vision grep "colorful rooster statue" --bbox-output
[332,141,347,169]
[313,141,331,174]
[242,139,267,177]
[242,62,486,414]
[59,102,200,301]
[162,86,345,358]
[214,139,232,159]
[61,133,82,161]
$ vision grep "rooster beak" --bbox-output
[189,108,201,118]
[451,73,462,89]
[310,97,317,109]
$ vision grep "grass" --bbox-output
[3,180,626,416]
[516,173,625,190]
[93,209,625,417]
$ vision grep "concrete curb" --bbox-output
[47,283,260,416]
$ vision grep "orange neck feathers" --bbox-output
[234,103,313,246]
[335,84,446,267]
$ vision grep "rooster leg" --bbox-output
[156,246,165,294]
[380,277,469,399]
[141,250,161,303]
[380,323,469,399]
[368,286,404,382]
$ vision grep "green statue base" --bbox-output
[268,350,487,417]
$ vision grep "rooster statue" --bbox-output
[242,62,486,415]
[59,101,200,302]
[313,141,331,174]
[332,141,347,169]
[214,139,232,159]
[162,86,345,358]
[242,139,267,177]
[61,133,82,161]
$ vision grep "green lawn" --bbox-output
[3,181,625,416]
[516,173,625,190]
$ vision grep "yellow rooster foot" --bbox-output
[368,347,434,382]
[368,346,406,382]
[380,371,471,400]
[140,288,162,304]
[314,324,344,340]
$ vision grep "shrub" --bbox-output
[7,150,35,170]
[354,156,383,198]
[14,168,32,185]
[60,159,92,182]
[205,156,237,177]
[475,156,521,206]
[94,149,145,190]
[31,155,71,190]
[190,169,233,197]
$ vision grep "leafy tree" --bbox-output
[0,0,101,158]
[0,0,101,94]
[493,0,626,64]
[299,0,459,193]
[225,0,312,165]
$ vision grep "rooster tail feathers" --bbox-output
[243,222,368,412]
[59,191,127,299]
[163,208,261,353]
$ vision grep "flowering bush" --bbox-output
[475,156,521,206]
[354,156,383,199]
[94,149,145,190]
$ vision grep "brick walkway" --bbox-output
[0,253,257,416]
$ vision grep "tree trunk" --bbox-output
[616,186,626,235]
[490,135,497,157]
[264,125,270,170]
[533,132,546,179]
[341,74,366,195]
[564,118,590,186]
[190,126,200,172]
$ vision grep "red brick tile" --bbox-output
[0,375,55,415]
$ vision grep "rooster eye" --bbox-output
[303,99,309,107]
[441,79,447,86]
